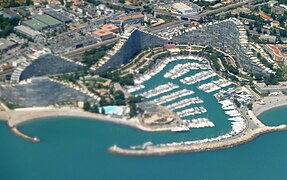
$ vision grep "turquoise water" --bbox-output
[258,106,287,126]
[1,59,287,179]
[0,114,287,180]
[100,106,125,115]
[132,59,234,139]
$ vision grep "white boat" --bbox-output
[171,126,190,132]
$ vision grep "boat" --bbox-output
[171,125,190,132]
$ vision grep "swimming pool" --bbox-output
[100,106,125,116]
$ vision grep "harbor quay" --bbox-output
[109,125,287,156]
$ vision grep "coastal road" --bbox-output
[62,37,120,58]
[147,20,188,33]
[198,0,261,17]
[153,10,200,21]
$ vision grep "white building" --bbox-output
[172,2,197,15]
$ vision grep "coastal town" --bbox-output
[1,0,287,158]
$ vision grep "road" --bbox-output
[199,0,261,17]
[147,20,188,33]
[62,37,120,58]
[93,0,144,10]
[154,10,200,21]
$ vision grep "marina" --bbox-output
[140,82,179,99]
[119,54,255,154]
[180,70,217,85]
[176,106,206,118]
[150,89,194,105]
[166,97,203,111]
[164,62,209,79]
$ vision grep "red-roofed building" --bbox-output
[92,29,116,41]
[164,43,180,54]
[264,44,287,65]
[0,64,13,71]
[101,24,119,33]
[71,5,78,11]
[259,11,273,21]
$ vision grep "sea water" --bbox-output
[1,58,287,179]
[0,108,287,180]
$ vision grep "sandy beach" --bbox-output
[253,95,287,116]
[2,107,175,133]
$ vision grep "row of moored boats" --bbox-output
[180,70,217,85]
[164,62,209,79]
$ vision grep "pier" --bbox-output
[108,125,287,156]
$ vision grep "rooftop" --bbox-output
[14,25,41,37]
[44,9,73,23]
[23,19,49,30]
[266,44,287,57]
[34,15,62,27]
[0,38,16,50]
[101,24,119,32]
[0,9,19,18]
[93,30,114,37]
[118,13,144,21]
[173,2,193,11]
[259,11,273,21]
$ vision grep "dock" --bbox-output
[109,125,287,156]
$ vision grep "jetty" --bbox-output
[108,125,287,156]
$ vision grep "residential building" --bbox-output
[172,2,199,15]
[92,30,116,41]
[0,38,17,55]
[14,25,41,39]
[111,13,144,26]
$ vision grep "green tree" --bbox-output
[101,108,106,114]
[83,102,91,111]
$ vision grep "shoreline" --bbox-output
[4,99,287,155]
[5,106,176,134]
[2,107,176,143]
[253,95,287,116]
[109,125,287,156]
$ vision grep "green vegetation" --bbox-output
[234,99,241,108]
[0,15,19,38]
[191,0,220,9]
[264,74,279,85]
[247,103,253,110]
[85,0,102,5]
[0,97,15,110]
[128,96,142,117]
[83,101,100,113]
[98,71,134,86]
[112,90,126,106]
[65,2,73,10]
[257,53,273,70]
[82,44,114,67]
[55,72,83,84]
[157,15,176,23]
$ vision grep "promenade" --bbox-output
[253,95,287,116]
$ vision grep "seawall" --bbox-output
[7,121,40,143]
[108,125,287,156]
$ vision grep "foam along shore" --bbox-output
[109,125,287,156]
